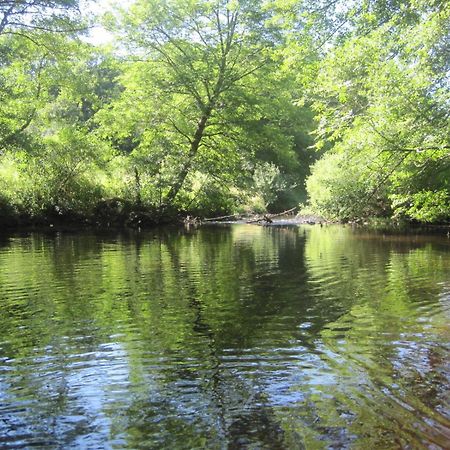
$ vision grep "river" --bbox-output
[0,224,449,448]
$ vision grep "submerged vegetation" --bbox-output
[0,0,449,227]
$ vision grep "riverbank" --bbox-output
[0,198,180,232]
[1,205,448,236]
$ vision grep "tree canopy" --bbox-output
[307,0,450,223]
[0,0,448,226]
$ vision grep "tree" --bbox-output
[0,1,81,36]
[0,32,122,219]
[0,0,85,153]
[306,0,450,222]
[99,0,307,210]
[0,34,50,153]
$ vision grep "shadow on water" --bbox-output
[0,224,449,448]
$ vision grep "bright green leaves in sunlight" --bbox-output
[1,0,448,225]
[0,27,120,222]
[0,0,317,224]
[0,1,81,36]
[96,0,310,212]
[306,0,450,223]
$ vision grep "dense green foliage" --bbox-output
[0,0,448,226]
[307,0,450,223]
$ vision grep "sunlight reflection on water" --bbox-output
[0,225,449,448]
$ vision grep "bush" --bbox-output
[391,190,450,223]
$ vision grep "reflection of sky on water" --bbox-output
[0,226,449,448]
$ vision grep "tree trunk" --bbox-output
[134,166,142,207]
[161,9,236,207]
[163,107,212,206]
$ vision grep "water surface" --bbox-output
[0,225,449,448]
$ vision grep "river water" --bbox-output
[0,224,449,449]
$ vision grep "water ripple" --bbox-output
[0,226,449,448]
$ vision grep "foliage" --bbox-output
[252,161,288,207]
[306,0,450,222]
[97,0,313,213]
[391,190,450,223]
[0,0,448,225]
[0,1,82,36]
[306,151,384,221]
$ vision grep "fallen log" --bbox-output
[203,213,242,222]
[203,207,298,224]
[246,207,297,224]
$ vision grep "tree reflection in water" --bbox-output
[0,225,448,448]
